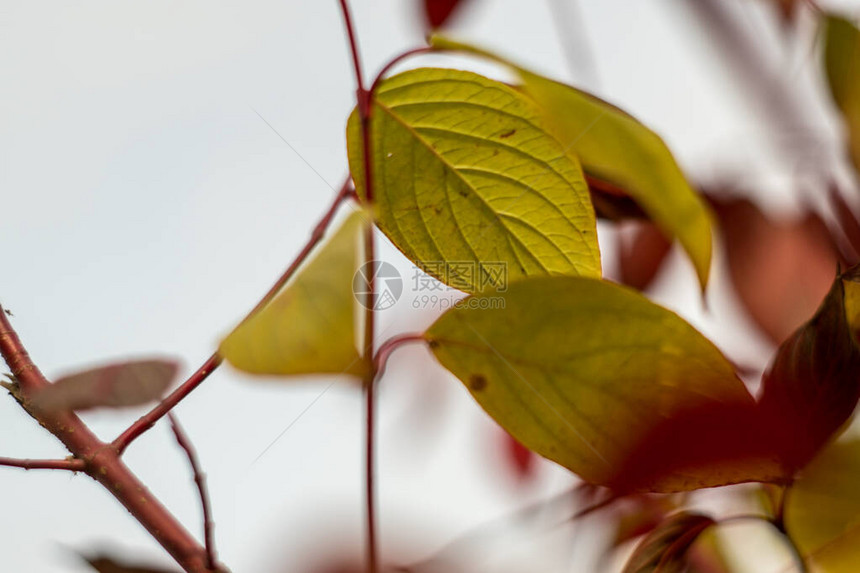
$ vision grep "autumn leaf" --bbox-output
[758,266,860,472]
[220,211,370,379]
[621,512,715,573]
[713,196,838,345]
[429,37,715,291]
[33,359,179,413]
[422,0,471,30]
[500,429,537,483]
[347,67,601,294]
[425,276,783,492]
[785,438,860,573]
[617,221,673,291]
[823,14,860,174]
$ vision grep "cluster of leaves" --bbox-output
[208,3,860,571]
[18,2,860,572]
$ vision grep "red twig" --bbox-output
[372,333,427,377]
[168,413,218,571]
[362,224,380,573]
[112,177,355,453]
[0,456,85,471]
[368,47,433,96]
[114,353,222,455]
[0,306,218,572]
[336,3,379,571]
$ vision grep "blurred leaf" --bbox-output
[714,197,837,345]
[617,221,673,291]
[621,512,715,573]
[425,276,783,492]
[429,37,714,291]
[347,67,601,293]
[501,429,537,482]
[588,177,648,221]
[786,438,860,573]
[758,266,860,471]
[609,495,676,549]
[823,14,860,173]
[84,555,178,573]
[422,0,471,30]
[220,211,369,379]
[33,359,179,413]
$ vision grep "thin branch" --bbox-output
[114,353,222,455]
[337,0,366,100]
[368,47,433,96]
[336,2,379,571]
[112,177,355,453]
[168,413,218,571]
[0,307,217,573]
[363,224,379,573]
[372,333,427,377]
[0,456,85,471]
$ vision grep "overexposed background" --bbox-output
[1,1,859,571]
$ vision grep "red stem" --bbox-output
[0,456,85,471]
[336,3,379,570]
[169,413,218,571]
[114,353,222,455]
[368,47,433,96]
[0,307,220,573]
[112,177,354,454]
[362,223,379,573]
[372,333,427,377]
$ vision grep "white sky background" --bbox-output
[1,1,859,571]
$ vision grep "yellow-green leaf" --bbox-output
[786,438,860,572]
[347,67,601,293]
[429,37,715,291]
[424,276,780,492]
[219,211,369,379]
[823,15,860,174]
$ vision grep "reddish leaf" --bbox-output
[828,184,860,265]
[501,430,537,482]
[422,0,470,30]
[607,399,783,494]
[714,197,838,344]
[587,175,648,221]
[621,512,716,573]
[34,359,179,412]
[618,222,673,291]
[758,266,860,471]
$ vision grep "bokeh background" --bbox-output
[1,0,859,571]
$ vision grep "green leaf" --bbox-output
[347,67,601,293]
[429,37,715,291]
[758,266,860,472]
[424,276,782,492]
[621,512,716,573]
[219,211,369,379]
[786,438,860,573]
[823,15,860,174]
